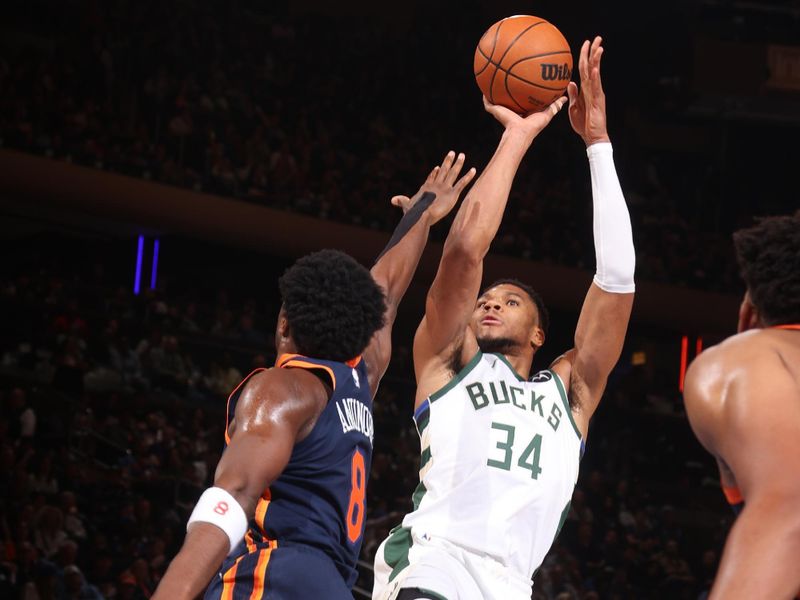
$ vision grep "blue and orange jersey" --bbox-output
[223,353,374,589]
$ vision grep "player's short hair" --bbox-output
[733,211,800,326]
[482,278,550,335]
[278,249,386,361]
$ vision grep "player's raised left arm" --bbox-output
[364,152,476,394]
[152,369,327,600]
[551,37,635,432]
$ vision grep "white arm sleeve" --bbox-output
[587,142,636,293]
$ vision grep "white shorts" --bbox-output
[372,527,532,600]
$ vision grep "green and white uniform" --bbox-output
[373,351,583,600]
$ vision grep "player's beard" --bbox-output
[476,335,519,354]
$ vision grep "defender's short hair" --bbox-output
[482,278,550,335]
[279,249,386,361]
[733,211,800,326]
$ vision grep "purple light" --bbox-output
[150,239,160,290]
[134,235,144,295]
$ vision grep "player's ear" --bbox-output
[278,317,291,340]
[737,291,760,333]
[276,306,291,341]
[530,326,545,351]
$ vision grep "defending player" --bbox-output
[373,37,636,600]
[152,152,476,600]
[683,212,800,599]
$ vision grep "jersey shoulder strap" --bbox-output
[277,353,339,389]
[276,353,364,391]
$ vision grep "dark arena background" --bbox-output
[1,0,799,598]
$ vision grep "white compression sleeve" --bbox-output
[587,142,636,293]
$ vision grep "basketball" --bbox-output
[474,15,573,114]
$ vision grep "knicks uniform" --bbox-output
[374,352,583,600]
[206,353,374,600]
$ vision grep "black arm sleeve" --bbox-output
[373,192,436,264]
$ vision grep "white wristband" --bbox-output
[587,142,636,293]
[187,487,249,555]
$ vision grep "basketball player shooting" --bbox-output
[372,37,636,600]
[151,152,476,600]
[683,212,800,599]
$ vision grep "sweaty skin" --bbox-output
[152,152,476,600]
[684,325,800,599]
[414,38,633,439]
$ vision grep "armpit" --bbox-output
[568,371,586,411]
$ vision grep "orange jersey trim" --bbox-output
[225,368,267,445]
[277,352,361,368]
[220,553,247,600]
[722,484,744,506]
[248,545,275,600]
[276,353,302,366]
[277,353,337,390]
[244,530,257,554]
[773,324,800,331]
[255,489,272,536]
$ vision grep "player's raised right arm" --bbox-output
[414,98,567,377]
[152,369,327,600]
[363,151,476,395]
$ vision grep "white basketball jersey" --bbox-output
[401,351,583,580]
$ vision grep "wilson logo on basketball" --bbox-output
[474,15,573,114]
[540,63,571,81]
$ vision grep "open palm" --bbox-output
[391,151,477,225]
[567,36,610,146]
[483,95,567,142]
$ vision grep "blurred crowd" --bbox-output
[4,0,768,597]
[0,237,732,599]
[0,0,759,293]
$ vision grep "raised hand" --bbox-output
[483,95,567,142]
[391,151,477,224]
[567,36,610,146]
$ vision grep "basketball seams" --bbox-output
[474,20,503,78]
[510,49,571,62]
[475,48,571,96]
[487,20,545,105]
[495,20,547,69]
[486,65,499,104]
[489,19,502,62]
[474,46,495,81]
[474,16,572,112]
[477,47,571,69]
[476,48,572,89]
[505,49,571,96]
[487,19,506,102]
[506,68,565,91]
[503,70,528,113]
